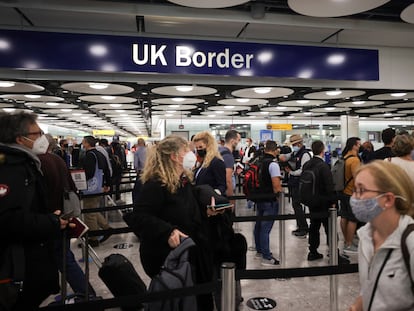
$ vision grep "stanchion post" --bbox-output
[279,191,286,267]
[221,262,236,311]
[84,233,90,300]
[328,207,338,311]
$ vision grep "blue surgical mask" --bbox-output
[350,194,385,223]
[292,146,300,153]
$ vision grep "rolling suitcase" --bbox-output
[86,243,147,311]
[98,253,147,311]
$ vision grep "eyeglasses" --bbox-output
[24,130,44,137]
[352,188,385,198]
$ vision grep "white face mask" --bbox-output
[32,135,50,154]
[182,151,196,170]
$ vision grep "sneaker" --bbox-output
[307,252,323,261]
[261,257,280,266]
[343,244,358,254]
[293,230,307,238]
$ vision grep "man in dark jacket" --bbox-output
[81,135,112,247]
[302,140,336,261]
[0,112,69,310]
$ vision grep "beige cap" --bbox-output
[289,134,303,145]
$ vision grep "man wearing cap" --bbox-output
[280,134,311,237]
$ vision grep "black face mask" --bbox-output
[197,149,207,158]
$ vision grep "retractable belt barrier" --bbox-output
[62,190,356,311]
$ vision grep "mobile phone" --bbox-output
[207,203,234,211]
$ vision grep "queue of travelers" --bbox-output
[2,110,414,311]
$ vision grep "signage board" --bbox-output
[92,129,115,136]
[266,124,293,130]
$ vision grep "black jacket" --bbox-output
[302,156,336,212]
[0,144,62,308]
[125,178,212,280]
[83,148,111,187]
[195,157,226,195]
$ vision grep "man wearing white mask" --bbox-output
[0,112,70,310]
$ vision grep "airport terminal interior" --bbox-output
[1,0,414,310]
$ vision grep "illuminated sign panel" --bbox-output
[0,29,379,81]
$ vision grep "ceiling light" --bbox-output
[0,81,15,87]
[391,93,407,97]
[254,87,272,94]
[236,98,249,103]
[89,83,109,90]
[224,105,235,109]
[216,111,224,114]
[24,94,41,99]
[165,114,174,117]
[287,116,295,119]
[384,113,392,117]
[61,109,72,112]
[3,108,15,112]
[172,97,185,102]
[102,95,116,100]
[168,104,180,108]
[260,111,269,114]
[296,100,309,104]
[326,90,342,96]
[166,110,176,113]
[276,106,287,110]
[208,114,216,117]
[176,85,194,92]
[109,104,122,108]
[46,102,60,106]
[324,107,335,111]
[304,112,312,115]
[72,113,83,116]
[116,110,125,113]
[352,101,365,105]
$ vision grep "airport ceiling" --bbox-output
[0,0,414,137]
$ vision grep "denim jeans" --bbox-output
[254,201,279,259]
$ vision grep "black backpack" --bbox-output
[299,160,325,208]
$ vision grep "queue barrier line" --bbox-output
[39,264,358,310]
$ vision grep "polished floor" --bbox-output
[42,186,360,310]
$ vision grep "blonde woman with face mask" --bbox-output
[125,135,215,311]
[349,160,414,311]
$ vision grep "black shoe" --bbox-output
[99,227,113,244]
[307,252,323,261]
[293,230,307,238]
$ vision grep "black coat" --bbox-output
[0,145,62,308]
[126,178,213,281]
[194,157,226,195]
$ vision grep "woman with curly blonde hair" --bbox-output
[125,135,215,310]
[193,130,226,195]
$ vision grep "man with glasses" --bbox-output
[0,112,70,309]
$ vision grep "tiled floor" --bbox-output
[42,187,360,310]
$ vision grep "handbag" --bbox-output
[82,152,104,195]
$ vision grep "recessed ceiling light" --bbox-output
[172,97,185,102]
[168,104,180,108]
[0,81,15,87]
[116,110,125,113]
[46,102,60,106]
[352,101,365,105]
[109,104,122,108]
[296,100,309,104]
[166,110,176,113]
[254,87,272,94]
[224,105,235,109]
[24,94,41,99]
[276,106,287,110]
[3,108,15,112]
[260,111,269,114]
[102,95,116,100]
[324,107,335,111]
[391,93,407,97]
[236,98,249,103]
[287,116,294,119]
[61,109,72,112]
[304,112,312,115]
[176,85,193,92]
[89,83,109,90]
[208,114,216,117]
[216,111,224,114]
[326,90,342,96]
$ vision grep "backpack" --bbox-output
[299,160,325,208]
[331,155,355,192]
[145,237,197,311]
[401,223,414,294]
[242,162,260,199]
